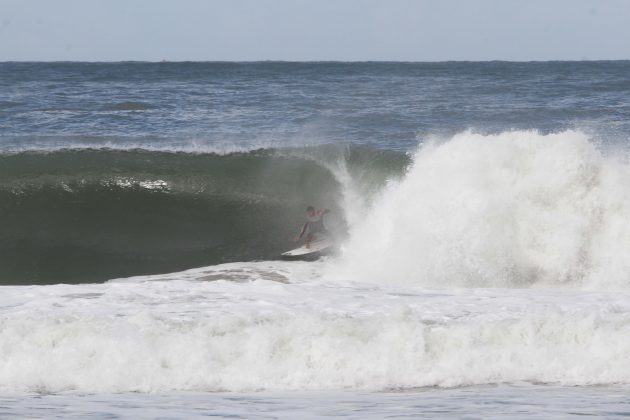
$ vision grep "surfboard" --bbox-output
[282,236,334,258]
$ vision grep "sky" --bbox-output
[1,0,629,62]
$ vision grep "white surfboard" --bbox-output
[282,236,334,258]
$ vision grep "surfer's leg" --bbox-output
[305,233,313,248]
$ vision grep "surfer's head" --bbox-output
[306,206,315,216]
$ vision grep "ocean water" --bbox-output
[2,61,630,418]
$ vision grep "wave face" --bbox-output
[0,146,406,285]
[334,130,630,290]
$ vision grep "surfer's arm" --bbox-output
[318,209,330,216]
[294,222,308,241]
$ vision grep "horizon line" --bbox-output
[2,59,630,64]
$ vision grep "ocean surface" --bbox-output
[2,61,630,418]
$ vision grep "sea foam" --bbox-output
[1,269,629,393]
[332,130,630,289]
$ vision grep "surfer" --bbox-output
[294,206,330,248]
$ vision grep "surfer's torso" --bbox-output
[306,213,326,235]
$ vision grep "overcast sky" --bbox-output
[1,0,629,62]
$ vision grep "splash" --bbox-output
[332,130,630,290]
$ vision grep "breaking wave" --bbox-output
[334,129,630,290]
[0,146,406,284]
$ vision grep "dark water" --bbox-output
[1,61,629,284]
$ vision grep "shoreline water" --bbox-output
[3,385,630,419]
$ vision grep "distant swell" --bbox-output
[105,101,152,111]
